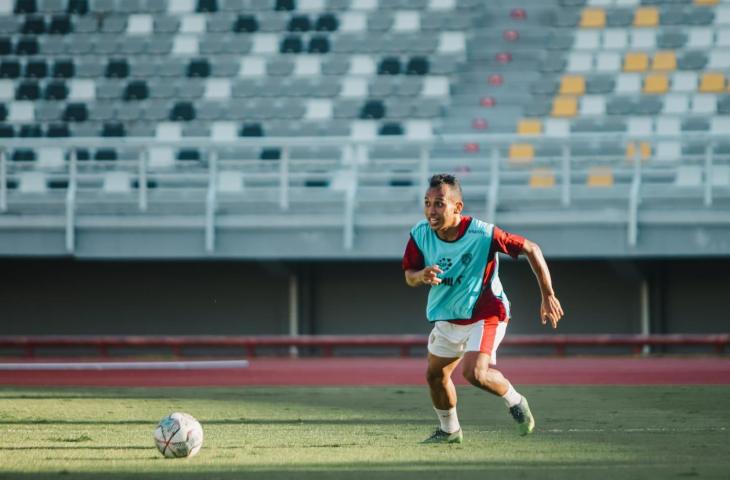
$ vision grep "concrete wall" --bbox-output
[0,258,727,336]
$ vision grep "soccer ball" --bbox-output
[153,412,204,458]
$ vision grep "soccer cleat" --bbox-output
[422,428,463,444]
[509,397,535,436]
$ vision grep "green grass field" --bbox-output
[0,386,728,479]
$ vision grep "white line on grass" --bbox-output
[0,360,250,371]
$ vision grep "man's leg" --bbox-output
[461,351,534,435]
[423,353,463,443]
[461,318,535,436]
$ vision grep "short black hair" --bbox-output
[428,173,462,199]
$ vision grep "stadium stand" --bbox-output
[0,0,728,258]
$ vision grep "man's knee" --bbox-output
[426,366,450,388]
[463,364,496,388]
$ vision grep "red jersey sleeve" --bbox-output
[492,226,525,259]
[402,235,425,271]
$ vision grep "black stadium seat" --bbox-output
[288,15,311,32]
[240,123,263,137]
[16,80,40,100]
[106,59,129,78]
[378,57,401,75]
[44,80,68,100]
[187,59,211,78]
[102,121,125,137]
[15,36,39,55]
[0,124,14,137]
[308,36,329,54]
[315,13,338,32]
[52,59,74,78]
[275,0,295,11]
[280,35,303,53]
[21,15,46,34]
[63,103,89,122]
[177,149,200,161]
[48,15,72,35]
[14,0,37,14]
[0,37,11,55]
[67,0,88,14]
[95,148,118,161]
[406,57,429,75]
[25,59,47,78]
[196,0,218,12]
[234,15,258,33]
[260,147,280,160]
[46,123,70,137]
[379,122,403,135]
[360,99,385,119]
[19,124,43,137]
[124,80,149,101]
[170,102,196,121]
[0,60,20,78]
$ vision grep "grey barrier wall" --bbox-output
[0,258,727,336]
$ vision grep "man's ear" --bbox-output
[454,200,464,214]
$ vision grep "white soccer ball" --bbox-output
[153,412,204,458]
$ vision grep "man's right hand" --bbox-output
[421,265,444,285]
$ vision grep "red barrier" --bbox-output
[0,334,727,358]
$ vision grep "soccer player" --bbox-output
[403,173,564,443]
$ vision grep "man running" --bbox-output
[403,173,564,443]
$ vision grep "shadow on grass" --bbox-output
[0,461,715,480]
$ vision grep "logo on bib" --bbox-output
[437,257,453,271]
[461,252,473,266]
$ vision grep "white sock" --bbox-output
[501,384,523,408]
[434,407,460,434]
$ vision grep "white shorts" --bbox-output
[427,317,508,364]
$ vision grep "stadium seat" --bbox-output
[624,52,648,72]
[517,119,541,135]
[634,7,659,28]
[529,168,555,188]
[652,51,676,71]
[560,75,585,95]
[509,143,534,163]
[580,8,605,28]
[587,167,614,187]
[626,141,651,161]
[551,95,578,117]
[699,72,725,93]
[644,74,668,94]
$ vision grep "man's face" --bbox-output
[424,184,463,231]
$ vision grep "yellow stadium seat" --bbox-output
[517,119,542,135]
[634,7,659,27]
[694,0,718,5]
[643,74,668,94]
[699,72,725,93]
[580,8,606,28]
[509,143,534,163]
[551,96,578,117]
[626,142,652,161]
[560,75,586,95]
[652,51,676,71]
[624,52,649,72]
[587,167,614,187]
[529,169,555,188]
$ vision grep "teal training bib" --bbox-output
[410,218,507,321]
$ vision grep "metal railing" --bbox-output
[0,132,728,253]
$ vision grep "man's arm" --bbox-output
[520,239,564,329]
[404,265,443,287]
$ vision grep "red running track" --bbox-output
[0,357,729,387]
